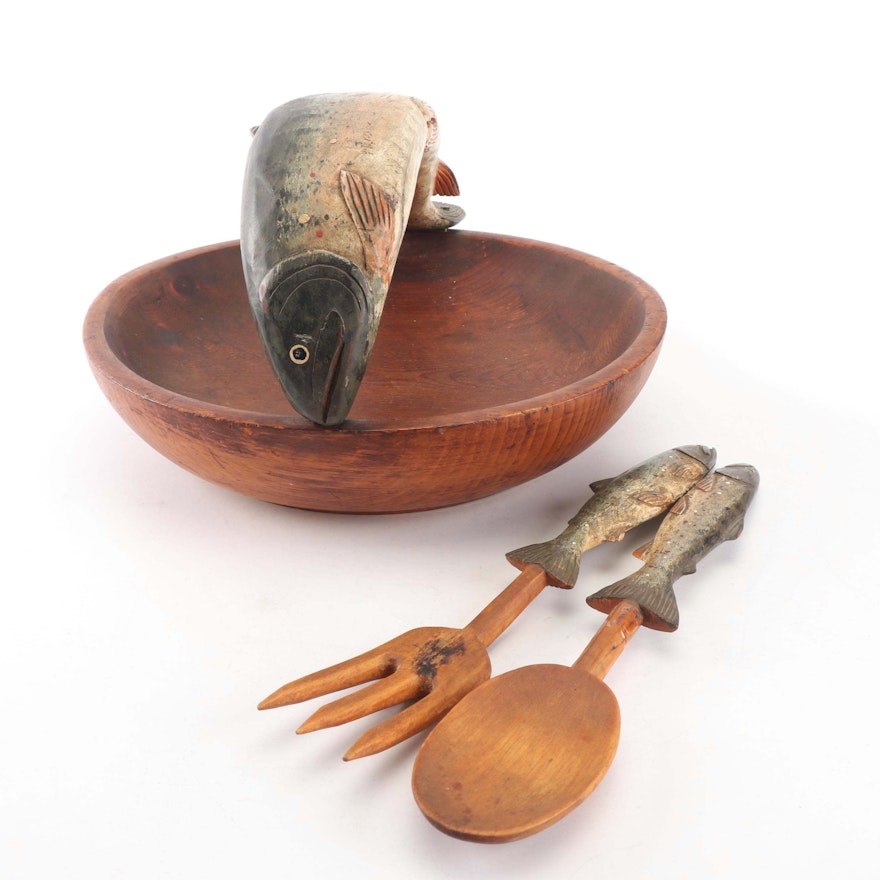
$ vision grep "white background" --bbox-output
[3,2,878,877]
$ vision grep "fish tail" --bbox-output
[586,569,680,632]
[505,540,581,589]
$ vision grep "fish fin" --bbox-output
[433,160,460,196]
[587,571,679,632]
[506,541,580,589]
[250,125,260,137]
[664,473,713,516]
[668,493,691,516]
[633,490,675,508]
[674,461,706,480]
[632,539,653,560]
[693,472,717,492]
[604,531,627,543]
[340,169,398,279]
[407,200,464,230]
[340,169,397,234]
[588,477,614,493]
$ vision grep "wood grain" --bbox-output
[257,564,552,761]
[412,601,643,843]
[83,230,666,513]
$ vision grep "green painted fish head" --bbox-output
[675,445,717,470]
[259,251,373,426]
[716,463,760,489]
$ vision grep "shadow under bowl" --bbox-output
[83,230,665,513]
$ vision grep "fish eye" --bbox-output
[289,344,310,364]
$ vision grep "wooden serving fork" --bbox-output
[258,445,716,759]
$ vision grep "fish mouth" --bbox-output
[676,445,717,470]
[259,252,372,426]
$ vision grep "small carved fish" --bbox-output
[586,463,760,631]
[240,92,464,425]
[506,445,717,588]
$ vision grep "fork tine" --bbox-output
[296,671,423,734]
[258,647,397,710]
[342,684,471,761]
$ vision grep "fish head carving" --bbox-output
[716,463,760,489]
[675,445,717,470]
[259,252,373,426]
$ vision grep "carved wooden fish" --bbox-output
[586,463,760,631]
[506,446,717,588]
[240,93,464,425]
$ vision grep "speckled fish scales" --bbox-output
[506,445,717,588]
[240,92,463,426]
[586,464,760,631]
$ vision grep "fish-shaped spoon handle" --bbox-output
[506,445,717,588]
[587,463,760,631]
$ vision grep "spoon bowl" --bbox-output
[412,664,620,842]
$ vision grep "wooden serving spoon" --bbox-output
[412,464,759,843]
[412,600,641,843]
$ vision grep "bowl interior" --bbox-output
[103,231,651,423]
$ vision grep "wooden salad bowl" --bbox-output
[83,230,666,513]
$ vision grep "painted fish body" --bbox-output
[506,445,717,588]
[240,92,464,425]
[586,463,760,631]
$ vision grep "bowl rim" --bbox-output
[83,231,666,435]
